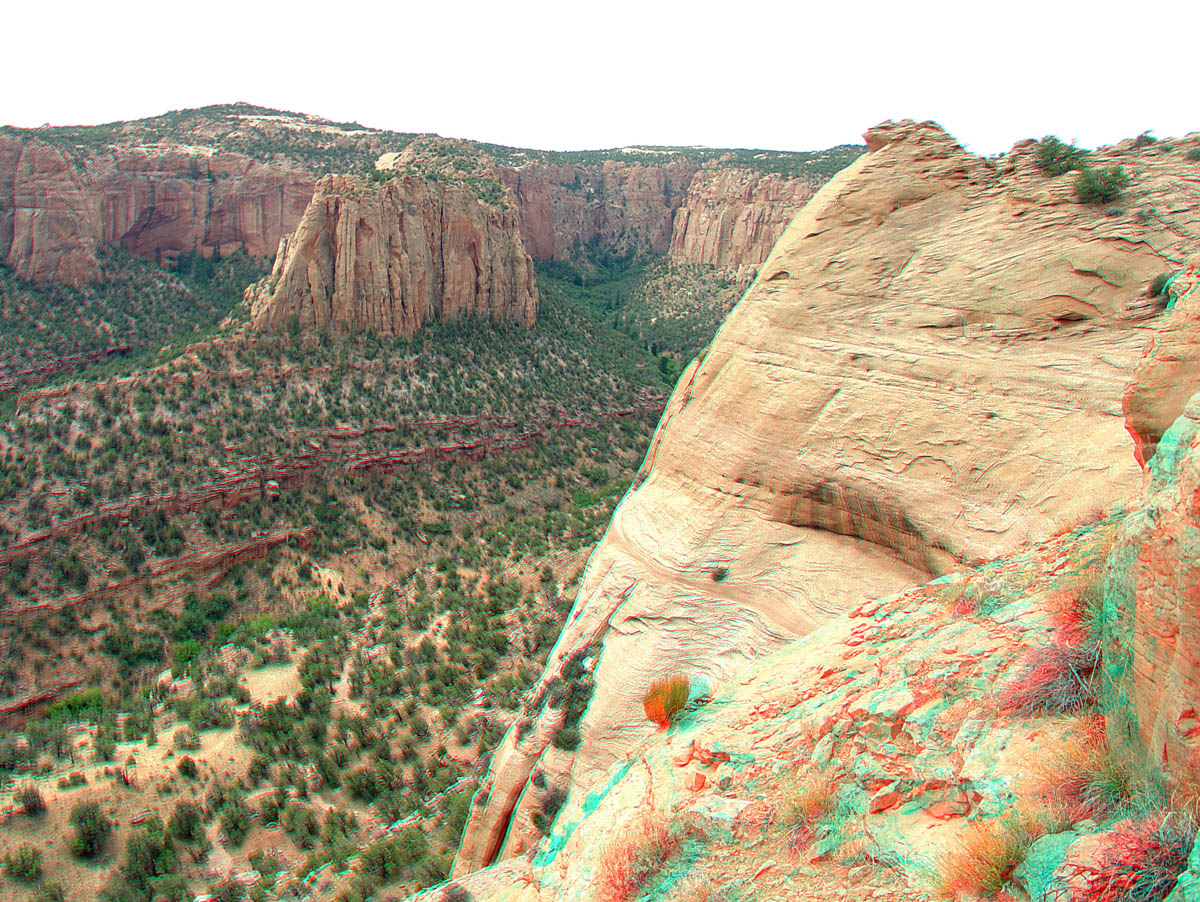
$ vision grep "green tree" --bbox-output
[69,801,114,857]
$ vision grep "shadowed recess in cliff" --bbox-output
[767,477,960,577]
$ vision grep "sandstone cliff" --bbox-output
[668,165,821,278]
[0,132,313,287]
[454,120,1200,877]
[247,172,537,336]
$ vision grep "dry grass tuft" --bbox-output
[998,639,1100,715]
[1034,727,1155,822]
[643,675,690,728]
[935,808,1056,899]
[596,813,690,902]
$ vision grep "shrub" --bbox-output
[1075,165,1131,204]
[1187,148,1200,162]
[177,755,198,779]
[711,567,728,582]
[219,795,253,845]
[208,877,248,902]
[1133,131,1158,148]
[597,814,690,902]
[1035,136,1088,176]
[551,727,581,751]
[360,826,428,881]
[16,786,46,816]
[116,816,178,895]
[441,885,473,902]
[1069,814,1197,902]
[935,810,1048,898]
[281,802,320,848]
[531,787,567,835]
[5,844,43,882]
[34,883,65,902]
[642,676,690,728]
[169,800,205,843]
[69,800,114,857]
[173,727,200,750]
[94,733,116,761]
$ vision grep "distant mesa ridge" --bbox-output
[0,106,861,295]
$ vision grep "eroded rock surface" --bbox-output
[457,120,1200,876]
[1125,257,1200,466]
[248,171,537,336]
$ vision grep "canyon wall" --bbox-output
[668,166,822,278]
[501,160,823,274]
[1,127,832,290]
[499,160,697,261]
[0,133,314,287]
[247,173,537,336]
[456,121,1200,875]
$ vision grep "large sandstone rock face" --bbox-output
[247,173,537,336]
[0,133,314,287]
[456,120,1200,875]
[500,159,821,275]
[668,166,820,278]
[0,136,103,284]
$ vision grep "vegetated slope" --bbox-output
[0,249,265,387]
[455,121,1200,876]
[0,264,702,899]
[0,272,668,680]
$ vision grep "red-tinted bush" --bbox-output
[642,676,690,728]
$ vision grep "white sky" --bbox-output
[6,0,1198,155]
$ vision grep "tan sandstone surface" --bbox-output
[247,171,537,336]
[422,516,1118,901]
[454,120,1200,878]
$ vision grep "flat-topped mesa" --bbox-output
[247,161,537,337]
[455,119,1200,877]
